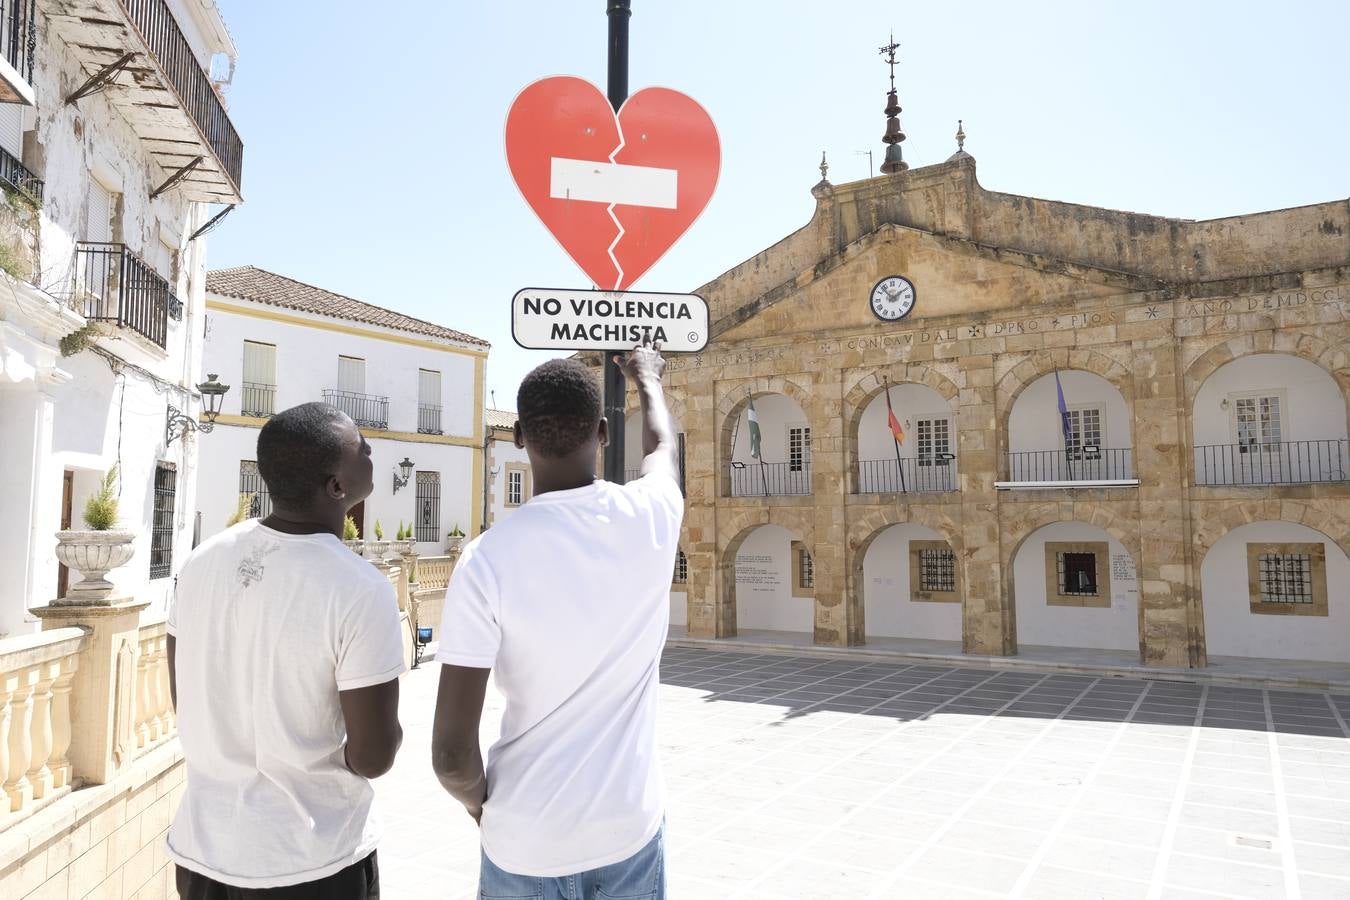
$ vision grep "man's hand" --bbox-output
[613,336,665,384]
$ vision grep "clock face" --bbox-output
[870,275,916,321]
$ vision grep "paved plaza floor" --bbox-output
[377,647,1350,899]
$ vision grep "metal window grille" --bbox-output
[1257,553,1313,604]
[919,547,956,592]
[789,426,811,472]
[238,460,272,519]
[416,472,440,542]
[1057,552,1098,596]
[799,549,814,589]
[150,463,177,579]
[674,550,688,584]
[507,470,523,505]
[917,418,950,466]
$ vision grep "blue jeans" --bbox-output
[478,824,665,900]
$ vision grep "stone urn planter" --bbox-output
[53,531,136,604]
[343,539,365,556]
[365,540,391,560]
[392,539,415,557]
[445,535,464,554]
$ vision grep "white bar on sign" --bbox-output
[549,158,679,208]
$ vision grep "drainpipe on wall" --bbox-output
[481,427,490,533]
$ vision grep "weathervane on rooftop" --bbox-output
[878,32,908,174]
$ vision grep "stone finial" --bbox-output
[811,150,834,199]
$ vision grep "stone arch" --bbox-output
[717,507,816,639]
[1192,498,1350,561]
[995,348,1136,479]
[846,505,964,645]
[715,376,816,497]
[844,363,961,492]
[999,501,1142,656]
[623,390,689,425]
[1183,330,1350,392]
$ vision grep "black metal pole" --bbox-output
[602,0,630,484]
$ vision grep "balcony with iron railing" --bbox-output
[323,389,389,430]
[418,403,442,435]
[726,461,812,497]
[240,381,275,417]
[857,457,958,494]
[1194,440,1349,487]
[73,242,171,348]
[0,0,36,104]
[42,0,243,202]
[1000,448,1137,488]
[0,142,41,203]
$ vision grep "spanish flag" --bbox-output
[885,384,905,445]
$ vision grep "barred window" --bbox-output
[416,472,440,542]
[1258,553,1313,604]
[919,547,956,593]
[238,460,271,519]
[799,549,814,589]
[1057,551,1099,596]
[673,550,688,584]
[507,470,523,505]
[150,463,177,580]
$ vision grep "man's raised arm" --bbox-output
[614,338,678,482]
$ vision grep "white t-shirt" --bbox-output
[437,471,683,877]
[166,520,407,888]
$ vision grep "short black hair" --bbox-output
[257,402,348,505]
[517,358,602,458]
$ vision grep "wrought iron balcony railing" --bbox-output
[726,461,812,497]
[0,143,41,202]
[322,389,389,430]
[123,0,242,195]
[1194,440,1349,486]
[0,0,36,97]
[857,457,958,494]
[1006,448,1134,483]
[418,403,442,435]
[74,242,170,348]
[240,382,275,417]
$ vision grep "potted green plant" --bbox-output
[226,493,255,527]
[53,466,136,604]
[366,518,391,560]
[342,515,363,555]
[446,524,465,554]
[393,521,415,556]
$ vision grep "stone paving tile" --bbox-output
[374,648,1350,898]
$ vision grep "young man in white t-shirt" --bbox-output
[432,341,682,898]
[166,403,406,898]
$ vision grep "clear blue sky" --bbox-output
[209,0,1349,410]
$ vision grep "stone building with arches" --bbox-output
[602,151,1350,671]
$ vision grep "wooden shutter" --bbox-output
[338,356,365,394]
[86,180,113,242]
[0,104,22,159]
[243,341,276,385]
[419,369,441,406]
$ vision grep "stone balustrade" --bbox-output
[0,627,87,822]
[133,620,175,758]
[416,555,455,590]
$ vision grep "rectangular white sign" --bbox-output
[549,158,679,208]
[512,288,709,352]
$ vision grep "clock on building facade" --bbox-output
[870,275,916,321]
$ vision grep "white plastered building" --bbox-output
[197,267,488,551]
[0,0,243,635]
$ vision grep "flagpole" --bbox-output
[885,377,907,493]
[760,459,769,496]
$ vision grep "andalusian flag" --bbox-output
[747,397,762,460]
[884,384,905,445]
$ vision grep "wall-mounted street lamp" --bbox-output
[393,457,415,494]
[166,374,229,445]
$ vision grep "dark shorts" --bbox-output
[175,852,379,900]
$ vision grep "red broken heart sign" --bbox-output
[505,76,720,291]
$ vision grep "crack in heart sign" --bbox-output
[506,76,720,291]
